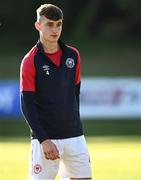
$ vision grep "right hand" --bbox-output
[41,139,60,160]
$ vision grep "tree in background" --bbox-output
[70,0,141,40]
[0,0,141,46]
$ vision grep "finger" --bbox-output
[52,150,60,159]
[54,145,59,155]
[45,155,50,160]
[51,147,60,158]
[48,152,59,160]
[49,147,59,157]
[45,153,55,160]
[44,152,50,160]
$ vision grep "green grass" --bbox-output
[0,119,141,137]
[0,136,141,180]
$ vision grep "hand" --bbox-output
[41,139,60,160]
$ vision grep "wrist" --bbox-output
[41,139,51,145]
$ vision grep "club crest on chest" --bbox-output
[65,58,75,68]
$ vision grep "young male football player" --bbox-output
[20,3,92,180]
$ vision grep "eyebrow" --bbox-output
[46,21,63,25]
[57,21,63,25]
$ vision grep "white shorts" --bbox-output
[29,135,92,180]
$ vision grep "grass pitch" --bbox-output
[0,136,141,180]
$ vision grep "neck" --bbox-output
[40,38,59,54]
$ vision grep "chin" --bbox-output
[50,38,59,43]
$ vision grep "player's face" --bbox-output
[35,16,63,43]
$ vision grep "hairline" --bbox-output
[37,15,63,23]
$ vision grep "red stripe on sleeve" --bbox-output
[20,47,38,92]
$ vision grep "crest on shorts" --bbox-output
[66,58,75,68]
[34,164,42,174]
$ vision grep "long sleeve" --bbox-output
[75,82,81,108]
[20,49,49,143]
[20,91,49,143]
[74,47,81,108]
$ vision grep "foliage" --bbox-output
[0,0,141,45]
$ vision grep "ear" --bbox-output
[35,21,40,31]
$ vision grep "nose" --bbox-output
[52,26,59,34]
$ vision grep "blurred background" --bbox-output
[0,0,141,135]
[0,0,141,180]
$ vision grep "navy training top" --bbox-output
[20,40,83,143]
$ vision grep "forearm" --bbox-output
[20,91,48,143]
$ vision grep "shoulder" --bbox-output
[21,46,38,68]
[66,45,80,56]
[66,45,81,65]
[59,40,80,57]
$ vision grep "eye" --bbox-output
[57,22,62,27]
[46,22,54,27]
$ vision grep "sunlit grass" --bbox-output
[0,136,141,180]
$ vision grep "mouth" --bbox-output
[51,35,58,38]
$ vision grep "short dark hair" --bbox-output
[36,4,63,22]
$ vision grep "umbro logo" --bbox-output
[42,65,50,75]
